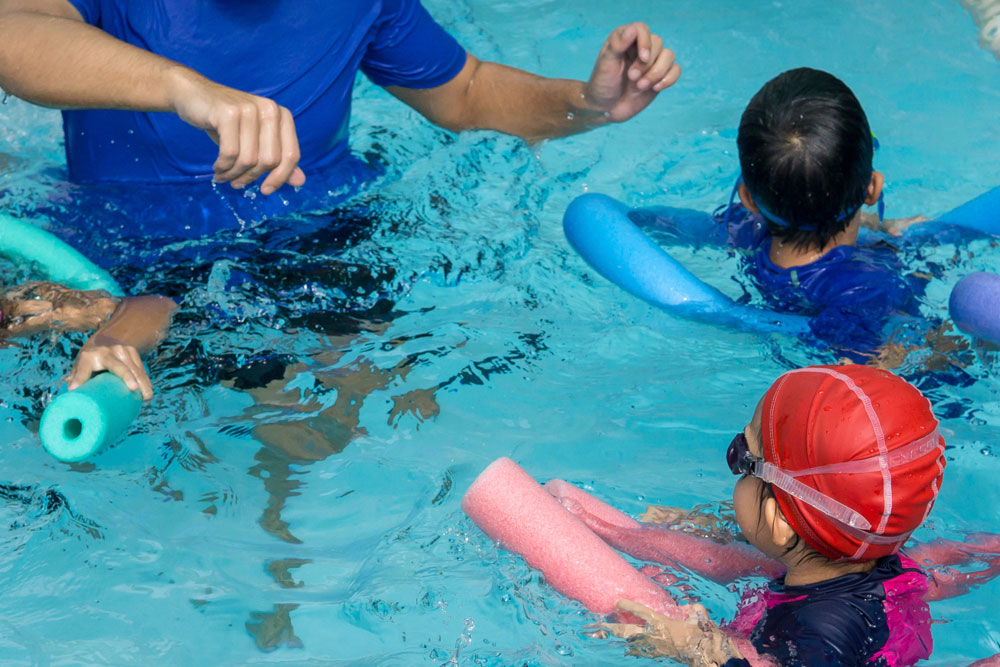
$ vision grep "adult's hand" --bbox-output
[166,71,306,195]
[584,22,681,124]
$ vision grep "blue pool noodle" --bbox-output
[1,214,141,461]
[563,194,811,335]
[930,185,1000,236]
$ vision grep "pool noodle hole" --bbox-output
[64,419,83,441]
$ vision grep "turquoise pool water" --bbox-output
[2,0,1000,663]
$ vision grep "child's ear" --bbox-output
[738,182,761,214]
[864,171,885,206]
[763,497,797,548]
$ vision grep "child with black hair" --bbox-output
[720,67,928,358]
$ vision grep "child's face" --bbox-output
[732,396,786,559]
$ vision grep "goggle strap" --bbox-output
[757,461,873,531]
[721,174,742,228]
[783,430,943,479]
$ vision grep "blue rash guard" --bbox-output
[62,0,466,184]
[723,555,933,667]
[720,204,926,358]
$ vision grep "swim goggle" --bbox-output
[721,134,884,232]
[726,429,943,534]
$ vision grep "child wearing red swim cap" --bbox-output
[606,364,947,666]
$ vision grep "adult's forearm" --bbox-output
[459,61,608,141]
[0,11,186,110]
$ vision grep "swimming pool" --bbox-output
[2,0,999,663]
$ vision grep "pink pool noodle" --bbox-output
[462,457,680,619]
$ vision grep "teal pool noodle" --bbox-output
[39,373,143,462]
[0,213,122,295]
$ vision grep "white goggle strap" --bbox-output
[756,461,873,531]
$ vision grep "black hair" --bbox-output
[737,67,874,251]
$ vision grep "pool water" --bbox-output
[2,0,1000,664]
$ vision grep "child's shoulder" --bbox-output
[755,555,930,665]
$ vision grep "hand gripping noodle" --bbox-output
[1,214,141,461]
[462,457,680,619]
[761,365,946,561]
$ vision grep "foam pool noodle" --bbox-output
[0,214,121,297]
[461,457,680,620]
[39,372,143,461]
[949,272,1000,345]
[1,214,141,461]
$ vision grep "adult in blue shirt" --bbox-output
[0,0,681,196]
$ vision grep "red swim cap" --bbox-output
[761,365,946,561]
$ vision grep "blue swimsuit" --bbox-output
[721,204,925,358]
[62,0,466,184]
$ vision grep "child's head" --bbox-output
[730,365,945,564]
[736,68,881,251]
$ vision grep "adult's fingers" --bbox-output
[633,40,672,89]
[215,103,261,186]
[212,109,241,176]
[260,106,303,195]
[632,22,652,63]
[635,45,679,92]
[605,23,638,56]
[232,100,282,188]
[652,62,682,92]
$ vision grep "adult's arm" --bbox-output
[388,23,681,142]
[0,0,303,193]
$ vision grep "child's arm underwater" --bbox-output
[549,481,1000,599]
[66,295,177,400]
[857,211,928,237]
[1,282,176,400]
[603,600,775,666]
